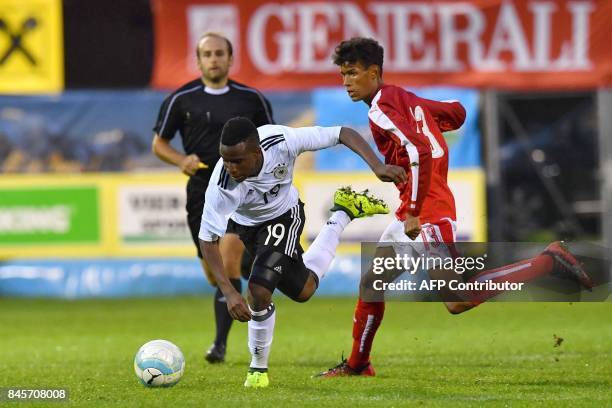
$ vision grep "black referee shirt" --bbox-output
[153,78,274,169]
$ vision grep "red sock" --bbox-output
[466,254,554,305]
[347,299,385,370]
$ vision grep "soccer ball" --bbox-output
[134,340,185,387]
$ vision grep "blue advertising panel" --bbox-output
[313,87,480,170]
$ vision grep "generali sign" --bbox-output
[152,0,612,90]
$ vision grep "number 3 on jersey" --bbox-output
[412,106,444,158]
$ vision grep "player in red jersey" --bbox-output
[316,37,593,378]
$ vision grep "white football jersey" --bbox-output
[199,124,341,242]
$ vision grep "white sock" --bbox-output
[303,211,351,281]
[248,303,276,370]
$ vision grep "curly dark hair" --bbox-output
[220,117,259,146]
[332,37,384,76]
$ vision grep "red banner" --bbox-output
[151,0,612,90]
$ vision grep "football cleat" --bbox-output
[544,241,593,291]
[244,370,269,388]
[205,343,226,364]
[331,186,389,219]
[314,358,376,378]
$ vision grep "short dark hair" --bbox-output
[196,32,233,58]
[220,117,259,146]
[332,37,384,76]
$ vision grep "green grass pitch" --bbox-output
[1,297,610,407]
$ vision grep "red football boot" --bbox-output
[543,241,593,291]
[314,358,376,378]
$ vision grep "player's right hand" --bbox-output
[226,292,252,322]
[179,154,203,176]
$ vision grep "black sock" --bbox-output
[214,278,242,347]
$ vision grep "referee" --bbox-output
[152,32,274,363]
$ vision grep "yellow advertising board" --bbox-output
[0,170,486,259]
[0,0,63,94]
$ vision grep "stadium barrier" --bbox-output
[0,170,485,297]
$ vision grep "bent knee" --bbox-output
[223,259,242,278]
[293,277,317,303]
[294,291,314,303]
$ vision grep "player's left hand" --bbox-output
[374,164,407,184]
[404,214,421,240]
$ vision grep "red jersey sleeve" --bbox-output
[414,97,466,132]
[369,88,432,217]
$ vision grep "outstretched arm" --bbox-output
[198,162,248,320]
[338,127,407,184]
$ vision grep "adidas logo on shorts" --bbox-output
[274,265,282,273]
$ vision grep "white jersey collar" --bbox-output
[204,85,230,95]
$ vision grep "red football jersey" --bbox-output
[368,84,466,224]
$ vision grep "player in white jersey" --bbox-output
[199,117,406,387]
